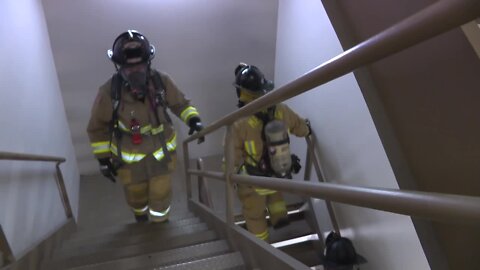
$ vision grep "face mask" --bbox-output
[120,66,148,100]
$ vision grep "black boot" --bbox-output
[272,217,290,230]
[134,214,149,223]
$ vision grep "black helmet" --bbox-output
[324,232,358,270]
[234,65,274,94]
[107,30,155,65]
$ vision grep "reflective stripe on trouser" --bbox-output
[266,192,288,226]
[148,174,172,223]
[118,168,172,223]
[237,184,269,241]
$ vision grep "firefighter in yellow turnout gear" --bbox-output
[87,30,204,223]
[230,64,310,241]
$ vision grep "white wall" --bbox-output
[0,0,80,258]
[42,0,279,175]
[275,1,430,269]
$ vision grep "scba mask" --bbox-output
[120,63,149,100]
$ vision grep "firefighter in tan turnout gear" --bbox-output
[87,30,204,223]
[230,64,310,241]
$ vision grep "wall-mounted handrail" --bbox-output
[304,135,340,234]
[0,151,73,218]
[185,0,480,144]
[0,151,73,266]
[0,152,66,163]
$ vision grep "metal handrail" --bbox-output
[182,0,480,245]
[233,174,480,224]
[187,165,480,224]
[0,151,73,218]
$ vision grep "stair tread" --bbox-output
[68,240,231,270]
[44,230,218,269]
[69,216,201,243]
[59,222,209,256]
[269,218,313,243]
[152,252,245,270]
[278,240,322,267]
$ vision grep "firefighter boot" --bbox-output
[135,213,149,223]
[267,192,290,229]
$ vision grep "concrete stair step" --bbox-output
[152,252,245,270]
[269,218,313,244]
[277,240,322,267]
[43,230,218,270]
[67,216,202,244]
[59,222,209,256]
[68,240,231,270]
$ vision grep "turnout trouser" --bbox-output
[117,155,176,222]
[237,184,288,241]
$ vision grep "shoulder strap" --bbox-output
[255,106,276,142]
[147,70,172,163]
[150,70,173,124]
[110,73,123,162]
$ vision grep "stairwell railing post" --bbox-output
[224,125,235,226]
[55,162,73,219]
[305,135,341,234]
[183,142,192,199]
[197,158,214,209]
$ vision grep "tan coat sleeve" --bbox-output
[279,104,309,137]
[86,81,113,159]
[160,72,201,124]
[231,121,246,169]
[221,121,246,172]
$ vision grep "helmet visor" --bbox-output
[122,41,146,64]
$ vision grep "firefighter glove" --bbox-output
[291,154,301,174]
[188,117,205,144]
[98,158,117,183]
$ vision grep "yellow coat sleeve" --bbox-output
[279,104,309,137]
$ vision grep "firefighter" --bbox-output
[230,64,310,241]
[87,30,204,223]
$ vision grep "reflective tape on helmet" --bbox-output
[255,229,269,240]
[110,144,146,163]
[91,141,110,154]
[149,205,170,217]
[153,133,177,161]
[132,205,149,214]
[180,106,199,123]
